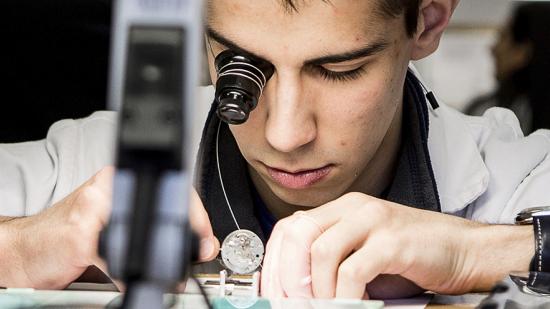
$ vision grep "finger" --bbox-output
[74,183,112,232]
[335,240,393,299]
[92,256,125,292]
[175,281,187,293]
[86,166,115,227]
[305,193,379,227]
[272,195,368,298]
[311,217,370,298]
[189,188,220,262]
[274,195,375,298]
[261,219,289,298]
[92,166,115,195]
[275,194,387,299]
[279,213,325,298]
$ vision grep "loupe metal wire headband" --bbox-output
[214,49,275,124]
[217,61,268,97]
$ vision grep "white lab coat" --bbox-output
[1,85,549,223]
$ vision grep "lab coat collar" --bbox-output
[410,68,490,214]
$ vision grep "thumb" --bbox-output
[190,188,220,262]
[91,166,115,227]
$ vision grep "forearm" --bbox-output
[469,224,534,291]
[0,216,28,287]
[0,216,15,223]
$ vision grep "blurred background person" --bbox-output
[465,2,550,134]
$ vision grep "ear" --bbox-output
[411,0,459,60]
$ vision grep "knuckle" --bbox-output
[78,185,101,202]
[365,201,392,221]
[272,217,292,234]
[285,222,306,240]
[69,187,106,227]
[73,215,93,237]
[311,240,332,259]
[67,206,84,225]
[366,200,385,212]
[342,192,365,203]
[338,262,363,283]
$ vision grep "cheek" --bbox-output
[319,70,403,157]
[229,124,254,153]
[339,77,397,127]
[314,86,386,159]
[228,104,267,159]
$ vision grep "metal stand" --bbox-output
[99,1,204,308]
[122,282,165,309]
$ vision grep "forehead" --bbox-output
[207,0,393,62]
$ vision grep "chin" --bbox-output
[271,186,340,208]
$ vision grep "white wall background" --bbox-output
[414,0,518,111]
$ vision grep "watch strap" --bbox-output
[530,214,550,272]
[528,271,550,294]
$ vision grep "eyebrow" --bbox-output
[206,27,264,60]
[305,41,389,66]
[206,26,389,66]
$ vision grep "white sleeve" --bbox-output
[0,111,117,217]
[501,130,550,222]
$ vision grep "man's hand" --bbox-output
[261,192,534,299]
[1,167,115,289]
[0,166,219,289]
[190,186,221,263]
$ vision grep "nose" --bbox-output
[263,70,317,153]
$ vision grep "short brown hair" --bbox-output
[281,0,421,37]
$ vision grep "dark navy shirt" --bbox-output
[251,185,277,240]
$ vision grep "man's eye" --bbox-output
[313,66,366,82]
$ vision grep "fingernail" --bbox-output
[200,238,215,260]
[300,275,312,286]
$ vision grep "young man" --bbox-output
[0,0,549,300]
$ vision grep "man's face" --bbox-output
[207,0,415,208]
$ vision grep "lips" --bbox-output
[266,165,332,189]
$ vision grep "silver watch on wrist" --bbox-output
[515,206,550,225]
[515,206,550,274]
